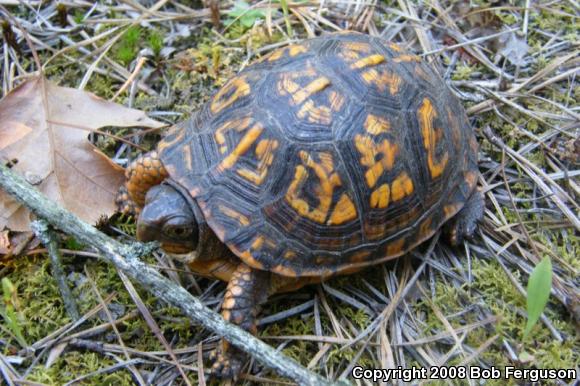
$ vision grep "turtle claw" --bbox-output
[209,346,244,380]
[445,189,484,246]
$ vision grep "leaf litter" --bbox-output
[0,77,164,231]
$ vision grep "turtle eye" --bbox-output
[164,225,193,238]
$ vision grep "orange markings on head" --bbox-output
[328,193,357,225]
[386,238,405,256]
[390,172,414,201]
[418,98,449,179]
[210,76,251,114]
[370,183,390,208]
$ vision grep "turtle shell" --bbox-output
[157,32,479,278]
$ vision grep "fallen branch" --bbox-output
[0,164,347,386]
[31,220,81,321]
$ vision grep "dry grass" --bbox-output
[1,1,578,385]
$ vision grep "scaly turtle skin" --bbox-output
[117,32,484,379]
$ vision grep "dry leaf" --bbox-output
[498,29,529,67]
[45,342,68,368]
[0,77,165,231]
[0,230,35,257]
[0,230,10,254]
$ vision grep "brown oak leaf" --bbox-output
[0,77,165,231]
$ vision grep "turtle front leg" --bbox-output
[210,263,271,379]
[115,151,168,215]
[444,189,485,246]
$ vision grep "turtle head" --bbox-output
[137,185,198,255]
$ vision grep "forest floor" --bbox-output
[0,1,578,385]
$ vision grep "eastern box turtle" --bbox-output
[117,32,483,378]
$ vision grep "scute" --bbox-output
[157,32,479,277]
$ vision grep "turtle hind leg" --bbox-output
[115,151,168,214]
[210,263,271,379]
[444,189,484,246]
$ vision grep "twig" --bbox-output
[0,163,345,386]
[30,220,80,321]
[111,56,148,101]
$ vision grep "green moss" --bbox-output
[72,8,85,24]
[1,251,212,381]
[147,29,164,58]
[495,12,518,26]
[226,0,267,30]
[27,352,134,384]
[451,64,475,81]
[413,258,578,372]
[113,26,142,66]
